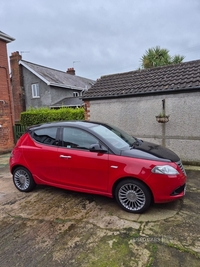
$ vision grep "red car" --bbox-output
[10,121,187,213]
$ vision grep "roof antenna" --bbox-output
[20,51,30,56]
[73,61,80,68]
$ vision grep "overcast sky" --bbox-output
[1,0,200,80]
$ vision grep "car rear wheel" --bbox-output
[115,179,152,213]
[13,167,36,192]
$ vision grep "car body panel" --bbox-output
[10,121,187,206]
[57,147,109,191]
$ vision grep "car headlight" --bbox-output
[152,165,179,175]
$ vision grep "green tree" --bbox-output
[141,46,184,69]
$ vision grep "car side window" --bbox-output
[62,127,99,150]
[32,127,58,146]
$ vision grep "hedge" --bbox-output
[20,107,84,126]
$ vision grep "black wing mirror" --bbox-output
[89,144,108,153]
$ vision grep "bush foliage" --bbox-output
[20,107,84,126]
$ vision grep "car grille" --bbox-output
[176,160,187,176]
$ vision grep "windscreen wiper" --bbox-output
[131,138,142,148]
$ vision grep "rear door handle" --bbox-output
[60,155,71,159]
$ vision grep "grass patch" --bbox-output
[76,233,135,267]
[146,244,157,267]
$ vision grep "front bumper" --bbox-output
[170,183,186,196]
[145,161,187,203]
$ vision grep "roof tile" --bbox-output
[83,60,200,99]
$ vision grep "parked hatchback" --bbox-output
[10,121,187,213]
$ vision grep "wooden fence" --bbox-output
[13,124,27,143]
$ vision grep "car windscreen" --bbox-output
[90,124,136,149]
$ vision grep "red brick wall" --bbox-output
[84,101,90,120]
[0,40,15,153]
[10,51,24,122]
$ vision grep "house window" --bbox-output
[32,83,40,98]
[73,92,79,97]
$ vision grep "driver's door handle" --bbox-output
[60,155,71,159]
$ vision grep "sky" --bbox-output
[1,0,200,81]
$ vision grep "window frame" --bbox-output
[31,83,40,98]
[31,127,59,146]
[73,92,79,97]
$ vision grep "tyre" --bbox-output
[115,179,152,213]
[13,167,36,192]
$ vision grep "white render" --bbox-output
[88,91,200,164]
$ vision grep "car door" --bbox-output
[58,127,109,192]
[25,126,61,185]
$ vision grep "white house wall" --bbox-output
[89,91,200,164]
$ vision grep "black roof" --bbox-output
[28,120,99,130]
[83,59,200,100]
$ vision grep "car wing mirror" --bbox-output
[89,144,108,153]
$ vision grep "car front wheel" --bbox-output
[115,179,152,213]
[13,167,36,192]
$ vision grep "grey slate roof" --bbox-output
[51,97,83,108]
[20,60,95,90]
[0,31,15,43]
[83,60,200,100]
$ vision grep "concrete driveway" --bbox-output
[0,153,200,267]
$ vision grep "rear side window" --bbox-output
[32,127,58,146]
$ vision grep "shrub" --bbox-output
[20,107,84,126]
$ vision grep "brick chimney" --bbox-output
[10,51,25,122]
[67,67,75,75]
